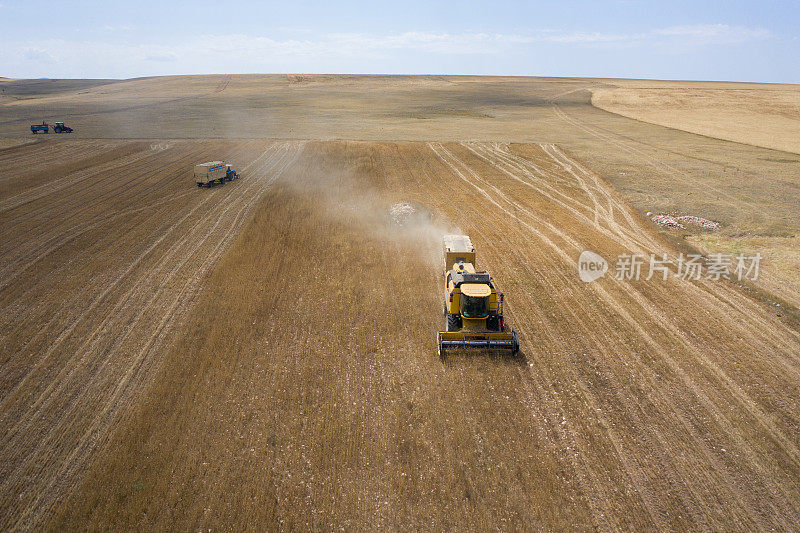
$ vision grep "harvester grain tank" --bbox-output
[194,161,239,187]
[438,234,519,358]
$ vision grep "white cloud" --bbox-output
[144,52,178,62]
[537,31,632,44]
[168,25,775,58]
[652,24,772,44]
[22,47,56,63]
[103,24,138,32]
[0,24,776,78]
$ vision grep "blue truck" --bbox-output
[30,121,73,134]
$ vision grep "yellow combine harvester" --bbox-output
[438,235,519,359]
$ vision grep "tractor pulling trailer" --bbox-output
[30,121,73,134]
[438,234,519,359]
[194,161,240,187]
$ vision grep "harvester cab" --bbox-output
[438,234,519,359]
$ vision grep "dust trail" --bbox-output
[281,146,461,269]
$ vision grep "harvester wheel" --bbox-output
[446,314,461,332]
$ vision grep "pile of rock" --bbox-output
[650,214,685,229]
[648,212,720,230]
[674,215,721,230]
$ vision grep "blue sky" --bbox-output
[1,0,798,82]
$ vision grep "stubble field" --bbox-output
[1,75,800,531]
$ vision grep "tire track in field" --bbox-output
[16,142,304,527]
[550,104,767,214]
[0,140,288,520]
[390,142,685,528]
[462,142,657,254]
[0,144,153,214]
[435,143,800,462]
[0,143,195,245]
[0,141,110,181]
[551,134,800,365]
[543,144,651,241]
[36,140,800,531]
[429,142,670,526]
[0,143,230,345]
[438,143,792,524]
[0,143,283,412]
[427,141,800,527]
[0,141,252,308]
[0,141,306,530]
[535,141,800,370]
[0,147,205,291]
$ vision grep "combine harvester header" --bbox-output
[438,234,519,359]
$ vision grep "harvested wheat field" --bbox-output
[1,75,800,531]
[591,80,800,155]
